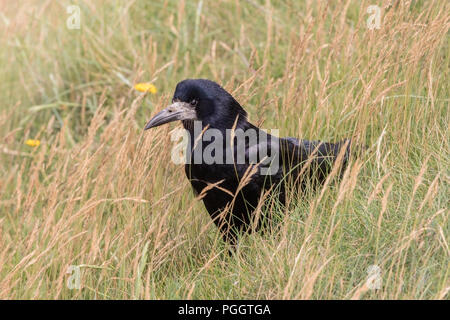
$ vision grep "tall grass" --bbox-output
[0,0,448,299]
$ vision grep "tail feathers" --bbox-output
[281,137,365,187]
[283,137,352,166]
[301,139,350,159]
[299,139,352,182]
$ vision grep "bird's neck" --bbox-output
[183,117,256,131]
[182,119,266,163]
[182,120,195,132]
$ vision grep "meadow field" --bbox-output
[0,0,448,299]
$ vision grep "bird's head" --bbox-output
[144,79,248,130]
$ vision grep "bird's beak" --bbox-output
[144,101,197,130]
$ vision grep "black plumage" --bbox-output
[145,79,351,248]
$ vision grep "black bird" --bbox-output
[145,79,351,248]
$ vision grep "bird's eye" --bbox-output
[190,99,198,106]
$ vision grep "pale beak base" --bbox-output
[144,102,197,130]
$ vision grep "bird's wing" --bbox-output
[279,137,351,187]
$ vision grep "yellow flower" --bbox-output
[25,139,41,147]
[134,83,157,94]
